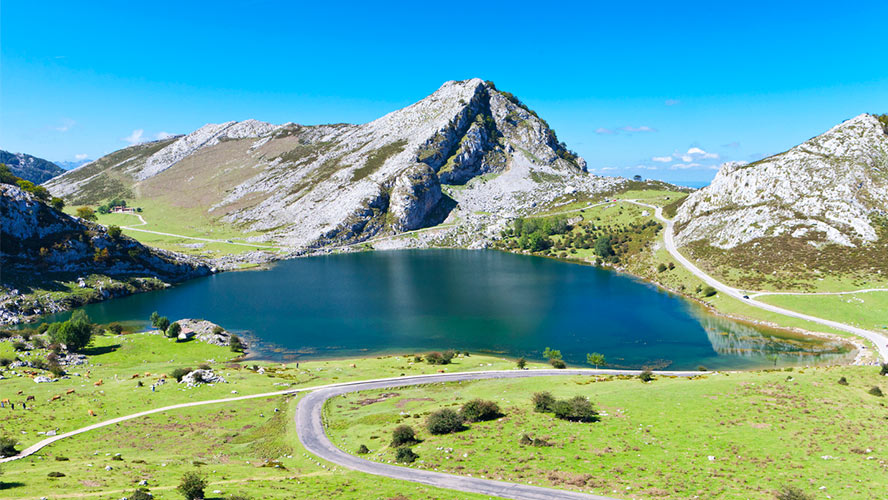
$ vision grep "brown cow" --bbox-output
[1,398,9,405]
[26,395,35,401]
[50,395,61,401]
[93,379,103,386]
[131,374,140,379]
[88,409,96,416]
[16,390,23,395]
[66,389,75,395]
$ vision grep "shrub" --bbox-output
[177,471,207,500]
[394,446,418,463]
[837,376,849,386]
[413,355,423,363]
[107,225,122,239]
[54,456,69,461]
[881,363,888,376]
[775,485,814,500]
[657,263,667,273]
[108,322,124,334]
[869,386,883,397]
[442,349,456,363]
[460,399,501,422]
[171,367,193,382]
[425,352,451,365]
[51,197,65,210]
[47,471,66,477]
[701,286,717,297]
[391,425,417,447]
[11,341,26,352]
[550,359,567,369]
[0,436,19,457]
[697,365,708,371]
[75,206,97,221]
[639,369,654,382]
[198,363,211,371]
[552,396,599,422]
[32,336,46,349]
[426,408,464,435]
[212,325,224,335]
[227,496,251,500]
[129,489,153,500]
[0,357,12,367]
[49,363,65,378]
[229,334,245,352]
[357,444,370,454]
[532,392,556,412]
[516,357,526,369]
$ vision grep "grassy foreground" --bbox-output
[326,368,888,499]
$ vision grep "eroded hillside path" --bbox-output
[626,200,888,362]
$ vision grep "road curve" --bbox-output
[296,368,703,500]
[627,200,888,362]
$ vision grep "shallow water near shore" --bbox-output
[36,249,854,369]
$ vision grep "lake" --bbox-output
[38,249,853,369]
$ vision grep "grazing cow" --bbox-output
[94,379,103,386]
[88,409,96,416]
[144,372,151,377]
[26,395,35,401]
[437,369,446,373]
[50,395,61,401]
[16,390,23,395]
[66,389,75,395]
[131,374,139,379]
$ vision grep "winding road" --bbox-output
[627,200,888,363]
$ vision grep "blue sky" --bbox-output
[2,1,886,185]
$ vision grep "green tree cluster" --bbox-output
[97,198,127,214]
[46,310,95,352]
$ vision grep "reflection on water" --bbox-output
[690,306,856,366]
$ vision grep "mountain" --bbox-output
[0,150,65,184]
[55,158,93,170]
[44,79,619,250]
[674,113,888,287]
[0,183,211,324]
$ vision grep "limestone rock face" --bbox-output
[44,79,617,250]
[0,150,64,184]
[675,114,888,249]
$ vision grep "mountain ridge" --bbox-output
[0,150,65,184]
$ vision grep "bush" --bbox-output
[0,357,12,367]
[49,363,65,378]
[32,336,46,349]
[229,334,245,352]
[532,392,556,412]
[657,263,667,273]
[425,351,452,365]
[394,446,418,463]
[426,408,464,435]
[639,369,654,382]
[108,322,124,334]
[549,359,566,369]
[869,386,883,397]
[881,363,888,376]
[701,286,717,297]
[54,456,69,461]
[838,376,849,386]
[166,322,182,339]
[0,436,19,457]
[11,341,26,351]
[552,396,599,422]
[171,367,193,382]
[51,197,65,211]
[775,485,814,500]
[227,496,251,500]
[391,425,417,447]
[516,357,526,369]
[47,471,66,477]
[459,399,501,422]
[129,489,153,500]
[357,444,370,454]
[107,225,122,239]
[75,206,97,221]
[177,471,207,500]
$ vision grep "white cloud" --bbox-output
[685,147,719,160]
[122,129,144,145]
[664,99,680,106]
[600,166,618,171]
[74,153,88,160]
[156,131,175,140]
[652,156,672,163]
[55,118,76,132]
[620,125,657,133]
[595,127,616,135]
[635,164,658,170]
[722,141,740,148]
[670,163,703,170]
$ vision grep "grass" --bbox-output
[757,292,888,333]
[326,367,888,499]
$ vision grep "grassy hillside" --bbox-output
[327,367,888,499]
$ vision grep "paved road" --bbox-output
[626,200,888,362]
[750,288,888,298]
[296,368,703,500]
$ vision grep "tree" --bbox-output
[76,206,97,221]
[586,352,606,369]
[156,316,170,333]
[107,225,122,239]
[229,334,245,352]
[460,399,501,422]
[0,436,18,457]
[639,369,654,382]
[171,367,193,382]
[701,286,717,297]
[48,310,94,352]
[880,363,888,376]
[150,311,160,327]
[166,322,182,339]
[594,235,614,258]
[177,471,207,500]
[426,408,464,434]
[552,396,599,422]
[50,197,65,211]
[532,391,556,412]
[395,446,418,463]
[391,425,418,447]
[516,357,526,369]
[542,347,562,361]
[657,263,667,273]
[357,444,370,454]
[550,359,567,369]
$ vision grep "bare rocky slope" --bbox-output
[674,113,888,287]
[0,184,210,324]
[45,79,621,250]
[1,150,65,184]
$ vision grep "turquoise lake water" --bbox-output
[38,250,854,369]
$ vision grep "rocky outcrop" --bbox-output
[176,318,245,348]
[0,150,64,184]
[676,114,888,249]
[44,79,614,251]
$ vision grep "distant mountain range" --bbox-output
[54,158,93,170]
[0,150,65,184]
